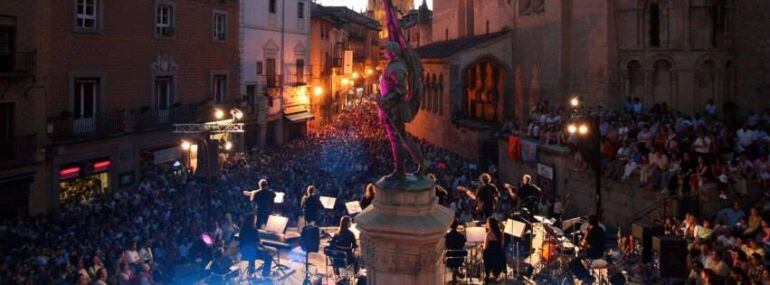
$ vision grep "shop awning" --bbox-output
[285,111,315,122]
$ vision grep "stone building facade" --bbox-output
[400,0,433,48]
[1,0,239,217]
[239,0,312,147]
[367,0,414,39]
[407,0,770,163]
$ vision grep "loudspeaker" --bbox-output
[301,225,320,253]
[631,222,663,263]
[652,236,687,278]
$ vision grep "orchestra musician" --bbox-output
[428,173,448,206]
[517,174,541,212]
[482,217,506,282]
[242,179,275,229]
[458,173,500,220]
[301,185,322,226]
[329,216,358,276]
[580,215,606,259]
[239,214,273,279]
[444,218,466,281]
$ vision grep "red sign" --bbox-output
[59,167,80,180]
[93,160,111,173]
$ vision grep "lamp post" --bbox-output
[567,97,603,220]
[175,108,244,226]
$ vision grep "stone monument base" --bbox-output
[355,174,454,285]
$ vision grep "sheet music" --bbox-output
[505,219,527,238]
[465,227,486,243]
[345,201,363,214]
[274,192,285,204]
[320,196,336,209]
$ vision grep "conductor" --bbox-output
[242,179,276,229]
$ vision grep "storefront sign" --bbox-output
[59,167,80,180]
[537,163,553,180]
[93,160,111,173]
[153,147,180,165]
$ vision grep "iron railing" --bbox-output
[134,105,199,130]
[0,51,35,77]
[48,110,126,140]
[0,135,38,166]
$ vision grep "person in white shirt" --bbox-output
[692,132,712,155]
[139,240,154,265]
[124,241,142,265]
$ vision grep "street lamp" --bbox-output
[223,141,233,151]
[341,77,350,86]
[181,140,191,151]
[366,68,374,77]
[214,109,225,120]
[313,86,324,97]
[352,72,360,80]
[570,96,581,108]
[567,96,603,220]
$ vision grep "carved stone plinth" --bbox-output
[355,174,454,285]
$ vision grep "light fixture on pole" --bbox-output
[181,140,191,151]
[214,109,225,120]
[313,86,324,96]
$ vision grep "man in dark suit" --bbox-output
[301,185,322,225]
[243,179,276,229]
[239,214,272,279]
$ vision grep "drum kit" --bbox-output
[506,214,621,284]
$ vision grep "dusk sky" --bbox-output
[315,0,433,13]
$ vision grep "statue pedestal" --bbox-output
[356,174,454,285]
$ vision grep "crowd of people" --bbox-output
[521,98,770,200]
[0,102,503,284]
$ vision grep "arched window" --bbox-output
[463,60,505,123]
[438,74,444,115]
[627,60,643,100]
[486,20,490,34]
[652,60,673,106]
[421,72,428,110]
[648,2,661,47]
[696,59,717,107]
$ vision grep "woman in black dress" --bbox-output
[483,217,506,282]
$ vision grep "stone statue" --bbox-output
[376,0,426,178]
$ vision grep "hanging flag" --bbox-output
[521,139,538,162]
[507,135,522,159]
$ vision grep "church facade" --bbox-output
[404,0,770,163]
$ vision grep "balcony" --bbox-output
[134,105,199,130]
[266,74,283,89]
[48,110,126,141]
[0,135,38,169]
[0,51,35,79]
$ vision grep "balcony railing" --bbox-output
[0,135,38,167]
[0,51,36,78]
[134,105,199,130]
[48,110,126,140]
[266,74,283,88]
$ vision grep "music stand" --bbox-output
[274,192,285,204]
[345,201,363,215]
[504,219,527,238]
[320,196,336,209]
[504,219,527,278]
[265,215,289,235]
[466,227,486,243]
